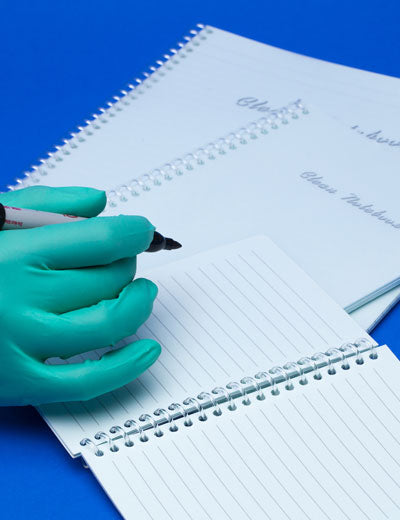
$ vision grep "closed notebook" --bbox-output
[11,25,400,330]
[41,235,400,519]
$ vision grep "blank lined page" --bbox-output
[84,345,400,520]
[39,236,370,455]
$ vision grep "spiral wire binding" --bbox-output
[6,24,211,191]
[6,23,307,200]
[103,98,307,210]
[80,338,379,456]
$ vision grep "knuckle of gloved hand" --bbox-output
[0,306,34,342]
[51,365,94,402]
[86,218,118,263]
[0,234,29,264]
[95,300,119,345]
[74,368,102,402]
[93,217,115,242]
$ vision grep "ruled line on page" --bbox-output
[345,379,400,450]
[213,262,301,354]
[331,385,400,470]
[80,241,348,431]
[372,368,400,404]
[237,254,330,346]
[158,280,247,372]
[61,403,85,431]
[41,236,369,453]
[228,420,311,520]
[186,436,254,520]
[196,267,280,361]
[245,412,332,520]
[171,274,260,366]
[157,447,214,520]
[134,377,158,404]
[287,400,378,520]
[143,320,208,384]
[316,389,400,491]
[145,367,174,398]
[358,373,400,426]
[142,452,195,520]
[269,405,353,520]
[170,440,234,520]
[123,381,145,408]
[215,423,295,520]
[303,393,400,510]
[227,257,308,351]
[150,300,229,378]
[251,249,342,340]
[112,461,156,520]
[200,430,272,520]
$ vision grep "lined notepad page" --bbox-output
[39,236,370,456]
[84,345,400,520]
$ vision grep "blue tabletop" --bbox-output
[1,1,399,518]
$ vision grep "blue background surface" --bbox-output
[0,1,399,518]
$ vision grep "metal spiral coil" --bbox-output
[103,99,307,210]
[80,337,379,456]
[6,24,210,191]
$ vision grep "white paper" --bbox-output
[25,27,400,192]
[39,236,371,456]
[23,26,400,326]
[98,107,400,313]
[350,285,400,332]
[84,345,400,520]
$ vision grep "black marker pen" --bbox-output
[0,203,181,252]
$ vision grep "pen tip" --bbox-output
[165,238,182,250]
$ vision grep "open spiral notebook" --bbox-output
[11,25,400,331]
[57,235,400,520]
[10,25,400,518]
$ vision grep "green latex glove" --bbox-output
[0,185,161,406]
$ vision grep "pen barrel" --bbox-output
[0,204,5,230]
[0,205,180,255]
[1,205,86,230]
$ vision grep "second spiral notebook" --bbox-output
[40,235,400,519]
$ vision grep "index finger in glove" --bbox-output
[0,186,106,217]
[27,215,155,268]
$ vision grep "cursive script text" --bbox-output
[300,172,337,194]
[351,125,400,148]
[236,97,275,113]
[300,172,400,230]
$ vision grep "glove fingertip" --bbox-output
[132,277,158,301]
[69,187,107,217]
[133,338,162,368]
[115,215,156,252]
[88,187,107,215]
[0,185,107,217]
[95,338,161,395]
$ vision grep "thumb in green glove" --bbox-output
[0,185,161,406]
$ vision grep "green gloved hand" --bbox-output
[0,185,161,406]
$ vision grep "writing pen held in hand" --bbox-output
[0,203,182,253]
